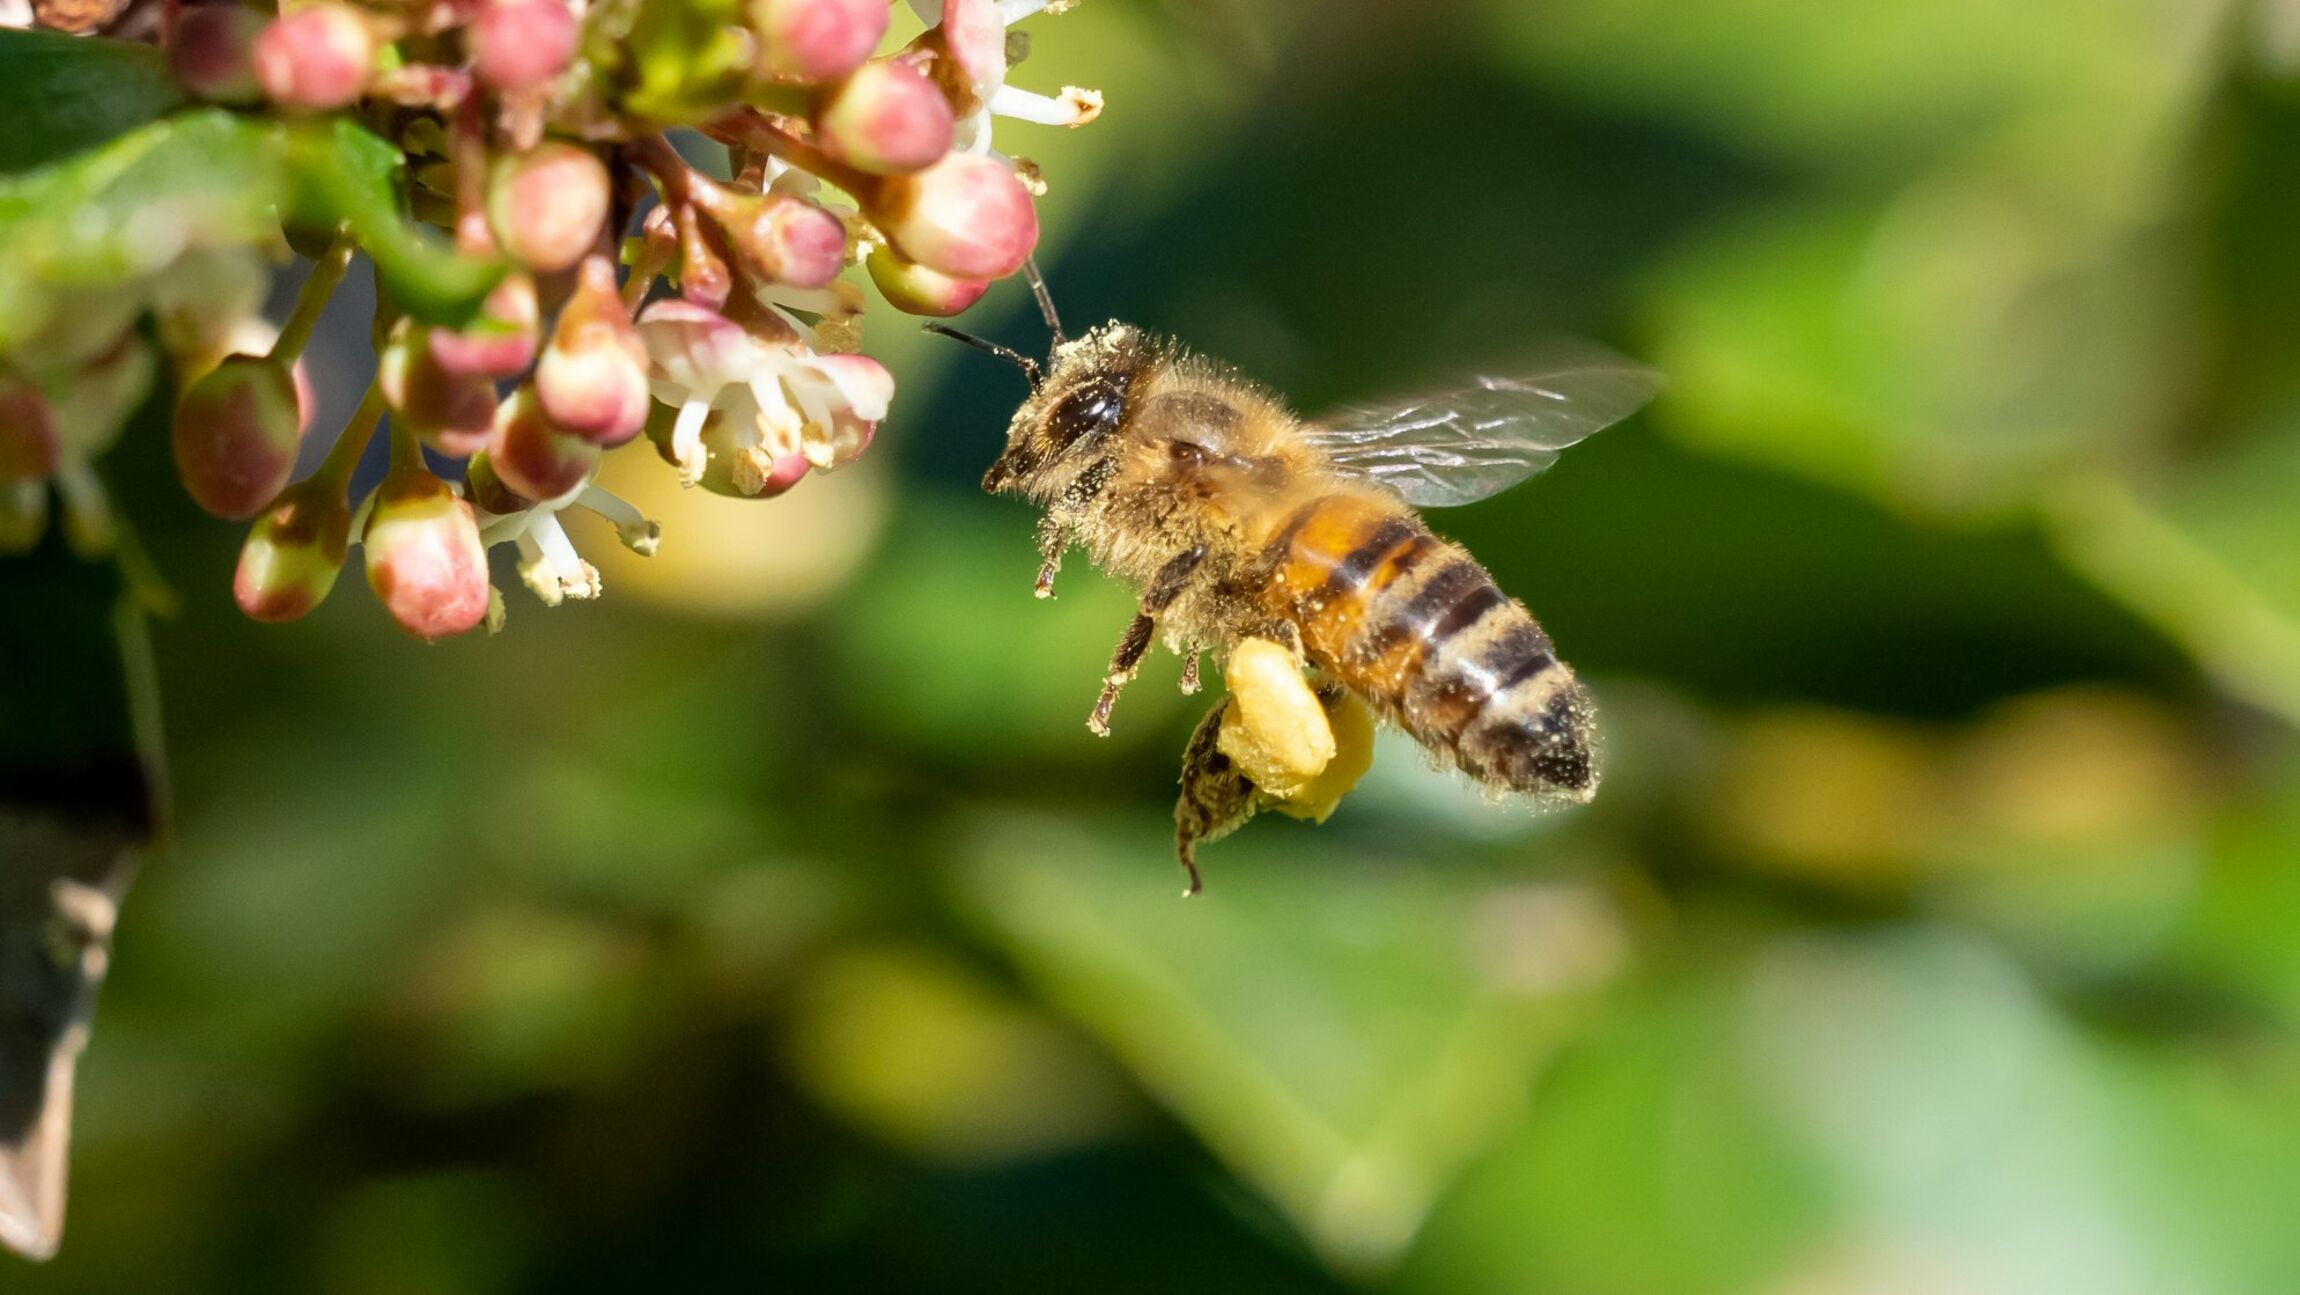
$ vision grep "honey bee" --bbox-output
[932,270,1659,892]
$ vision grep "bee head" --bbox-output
[919,263,1154,497]
[979,322,1151,496]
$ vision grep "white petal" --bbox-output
[951,105,996,156]
[513,530,564,606]
[749,375,805,459]
[670,400,712,486]
[576,485,661,555]
[988,83,1102,126]
[533,513,601,599]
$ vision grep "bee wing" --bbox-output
[1305,356,1662,507]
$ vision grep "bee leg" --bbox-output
[1087,547,1209,736]
[1032,518,1066,599]
[1143,546,1208,614]
[1088,614,1156,736]
[1178,647,1201,695]
[1175,700,1257,897]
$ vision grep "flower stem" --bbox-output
[630,133,701,201]
[108,511,182,619]
[707,110,868,196]
[622,231,672,311]
[315,381,389,496]
[388,409,424,473]
[272,229,357,364]
[451,97,493,255]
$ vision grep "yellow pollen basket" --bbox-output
[1215,637,1376,822]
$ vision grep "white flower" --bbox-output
[637,300,892,488]
[473,477,661,607]
[907,0,1101,158]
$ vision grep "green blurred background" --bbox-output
[27,0,2300,1288]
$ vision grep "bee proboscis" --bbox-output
[935,271,1660,893]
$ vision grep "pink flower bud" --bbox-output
[172,355,305,519]
[427,273,541,379]
[252,4,376,111]
[752,0,887,84]
[487,385,599,502]
[379,328,497,458]
[0,373,59,482]
[463,451,531,516]
[686,184,848,290]
[865,244,988,316]
[536,257,649,445]
[675,204,735,308]
[931,0,1005,100]
[864,152,1037,280]
[172,3,268,104]
[363,464,491,640]
[468,0,577,93]
[485,143,610,274]
[233,477,351,622]
[814,58,954,176]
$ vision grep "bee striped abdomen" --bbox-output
[1268,493,1596,798]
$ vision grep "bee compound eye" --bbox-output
[1047,377,1125,452]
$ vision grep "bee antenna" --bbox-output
[922,322,1042,386]
[1023,258,1066,348]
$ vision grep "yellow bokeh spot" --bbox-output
[581,447,890,619]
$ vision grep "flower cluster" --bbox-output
[0,0,1098,639]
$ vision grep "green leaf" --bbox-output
[1640,196,2180,520]
[0,110,504,354]
[1405,930,2251,1295]
[0,31,183,175]
[2044,431,2300,729]
[0,110,284,356]
[283,118,505,327]
[951,814,1620,1277]
[1400,978,1823,1295]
